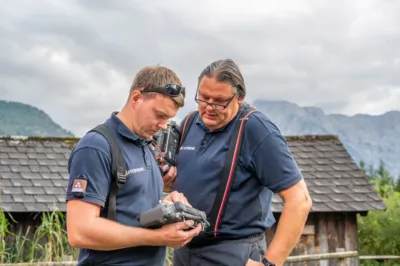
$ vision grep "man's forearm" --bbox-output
[68,216,160,250]
[264,200,311,265]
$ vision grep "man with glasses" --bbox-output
[66,66,202,266]
[170,59,312,266]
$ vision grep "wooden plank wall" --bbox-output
[6,212,44,237]
[4,212,59,252]
[265,212,359,266]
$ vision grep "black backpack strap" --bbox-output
[206,107,258,237]
[88,124,127,221]
[179,111,198,147]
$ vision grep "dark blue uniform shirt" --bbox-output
[173,105,303,241]
[66,112,165,266]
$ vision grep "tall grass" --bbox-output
[0,207,78,263]
[0,207,174,264]
[0,203,13,263]
[165,247,174,266]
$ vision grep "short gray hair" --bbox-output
[198,59,246,99]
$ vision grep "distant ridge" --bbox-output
[0,100,74,137]
[252,99,400,179]
[1,99,398,179]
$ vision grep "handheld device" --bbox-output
[153,120,181,167]
[138,201,210,231]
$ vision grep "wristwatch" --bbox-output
[261,257,276,266]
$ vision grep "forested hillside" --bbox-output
[0,100,74,137]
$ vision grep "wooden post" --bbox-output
[336,248,347,266]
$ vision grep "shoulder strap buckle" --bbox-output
[117,167,127,187]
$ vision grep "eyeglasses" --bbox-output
[141,84,186,97]
[195,94,236,110]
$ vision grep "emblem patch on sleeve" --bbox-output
[72,179,87,193]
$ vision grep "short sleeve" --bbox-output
[251,132,303,193]
[66,147,111,207]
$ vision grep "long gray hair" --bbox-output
[198,59,247,107]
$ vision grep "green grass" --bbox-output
[0,206,77,263]
[0,206,175,265]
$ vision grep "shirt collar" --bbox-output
[106,112,152,146]
[195,109,241,133]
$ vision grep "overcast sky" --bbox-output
[1,0,399,136]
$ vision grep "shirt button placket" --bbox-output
[143,147,151,169]
[200,133,211,148]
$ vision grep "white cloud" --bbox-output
[0,0,399,136]
[343,86,400,115]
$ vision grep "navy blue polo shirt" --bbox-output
[66,112,165,266]
[173,105,303,240]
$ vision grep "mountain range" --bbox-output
[1,99,398,179]
[251,100,400,179]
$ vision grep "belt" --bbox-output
[186,232,264,248]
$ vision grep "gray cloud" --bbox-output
[0,0,399,136]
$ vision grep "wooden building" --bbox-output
[266,135,386,266]
[0,135,386,265]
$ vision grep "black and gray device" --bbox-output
[138,201,210,231]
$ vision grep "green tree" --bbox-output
[395,176,400,193]
[357,160,400,259]
[359,159,399,197]
[358,192,400,256]
[359,160,366,175]
[372,161,395,198]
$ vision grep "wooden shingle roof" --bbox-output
[0,135,386,213]
[0,137,75,212]
[271,135,386,213]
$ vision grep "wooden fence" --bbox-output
[359,255,400,264]
[0,252,399,266]
[286,251,400,265]
[286,251,358,265]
